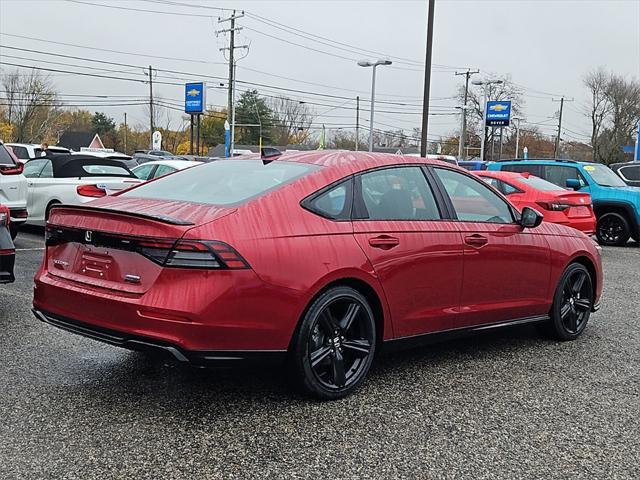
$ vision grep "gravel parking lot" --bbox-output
[1,230,638,479]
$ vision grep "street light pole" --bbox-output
[513,116,522,158]
[358,59,392,152]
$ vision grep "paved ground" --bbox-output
[1,230,638,479]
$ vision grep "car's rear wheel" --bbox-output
[545,263,594,341]
[290,286,376,400]
[9,224,18,240]
[596,212,630,246]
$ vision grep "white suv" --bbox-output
[0,142,28,238]
[6,143,70,162]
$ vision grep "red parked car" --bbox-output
[33,152,603,399]
[475,171,596,235]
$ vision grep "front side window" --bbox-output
[133,163,155,180]
[123,160,319,206]
[153,165,177,178]
[357,166,441,221]
[543,165,587,188]
[435,168,513,224]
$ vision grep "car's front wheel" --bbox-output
[546,263,594,341]
[596,212,630,246]
[290,286,376,400]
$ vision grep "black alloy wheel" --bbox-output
[596,212,630,246]
[547,263,594,341]
[290,286,376,400]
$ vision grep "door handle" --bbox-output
[368,235,400,250]
[464,234,488,247]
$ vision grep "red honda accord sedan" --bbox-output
[33,152,603,400]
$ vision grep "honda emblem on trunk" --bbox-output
[85,230,92,243]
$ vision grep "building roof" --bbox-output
[58,132,105,151]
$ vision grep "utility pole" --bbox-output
[123,112,127,155]
[455,69,479,159]
[355,95,360,151]
[147,65,154,149]
[218,10,246,156]
[553,96,573,158]
[420,0,436,157]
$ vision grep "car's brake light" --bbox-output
[138,238,249,269]
[165,240,249,269]
[0,163,24,175]
[536,201,572,211]
[77,184,107,197]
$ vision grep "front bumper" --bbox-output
[33,308,286,366]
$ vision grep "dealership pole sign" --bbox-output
[184,82,206,114]
[485,101,512,127]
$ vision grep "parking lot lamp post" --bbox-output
[358,59,392,152]
[472,79,503,161]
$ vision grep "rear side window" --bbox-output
[302,178,352,220]
[123,160,319,206]
[356,166,441,221]
[23,159,47,178]
[154,164,177,178]
[10,146,29,160]
[435,168,513,224]
[133,163,155,180]
[481,177,521,195]
[500,163,543,177]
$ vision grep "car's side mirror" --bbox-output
[520,206,543,229]
[566,178,581,190]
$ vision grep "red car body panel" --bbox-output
[33,152,604,359]
[475,171,596,235]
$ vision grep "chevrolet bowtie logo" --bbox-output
[489,104,508,112]
[186,89,200,97]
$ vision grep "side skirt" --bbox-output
[382,315,550,353]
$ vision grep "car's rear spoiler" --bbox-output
[48,204,195,226]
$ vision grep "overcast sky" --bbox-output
[1,0,639,146]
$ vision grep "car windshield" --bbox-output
[583,163,627,187]
[122,159,320,206]
[515,175,563,191]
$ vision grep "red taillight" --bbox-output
[164,240,250,269]
[77,184,107,197]
[0,163,24,175]
[536,201,571,211]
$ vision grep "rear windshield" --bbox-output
[516,175,564,191]
[122,159,320,206]
[82,165,131,176]
[0,144,17,166]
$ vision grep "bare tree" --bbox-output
[269,96,314,145]
[583,68,612,162]
[1,69,62,142]
[457,75,525,160]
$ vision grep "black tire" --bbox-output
[545,263,594,341]
[596,212,630,246]
[9,224,18,240]
[45,201,61,222]
[289,286,376,400]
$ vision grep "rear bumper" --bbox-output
[33,308,286,366]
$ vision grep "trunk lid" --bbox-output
[45,197,235,293]
[544,191,594,218]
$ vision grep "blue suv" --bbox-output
[488,159,640,246]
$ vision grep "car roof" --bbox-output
[134,159,202,169]
[494,158,594,165]
[229,150,456,176]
